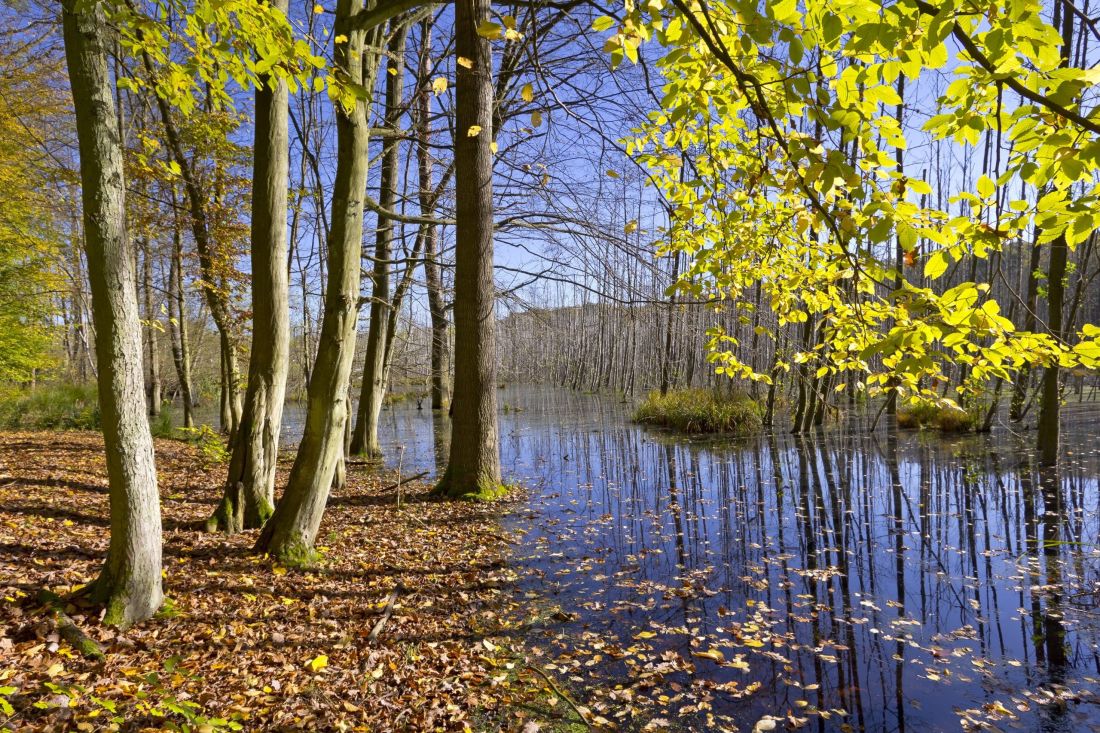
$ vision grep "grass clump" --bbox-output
[0,383,100,430]
[633,388,763,435]
[897,399,976,433]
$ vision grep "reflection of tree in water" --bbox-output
[375,386,1100,731]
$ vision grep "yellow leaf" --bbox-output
[490,141,498,154]
[743,639,766,648]
[477,21,502,39]
[692,648,725,663]
[467,125,482,137]
[312,3,323,12]
[431,77,448,95]
[333,34,347,44]
[530,110,542,127]
[521,83,533,102]
[634,630,657,639]
[457,56,474,69]
[308,654,328,671]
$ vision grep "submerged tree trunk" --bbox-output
[435,0,502,500]
[1037,3,1074,467]
[1037,233,1068,467]
[62,0,163,626]
[255,0,382,563]
[350,21,408,459]
[209,0,291,533]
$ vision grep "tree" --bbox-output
[209,0,292,532]
[606,0,1100,430]
[417,17,451,412]
[0,42,64,384]
[255,0,384,563]
[434,0,503,499]
[350,20,410,459]
[62,0,163,626]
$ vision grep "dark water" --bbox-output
[199,387,1100,731]
[379,386,1100,732]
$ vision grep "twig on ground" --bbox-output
[367,584,404,643]
[524,664,593,729]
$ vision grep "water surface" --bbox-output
[377,386,1100,732]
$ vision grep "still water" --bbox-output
[383,387,1100,731]
[203,386,1100,730]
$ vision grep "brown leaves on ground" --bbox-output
[0,430,538,732]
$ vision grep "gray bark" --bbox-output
[62,0,163,626]
[435,0,502,499]
[255,0,382,563]
[209,0,291,532]
[351,21,409,458]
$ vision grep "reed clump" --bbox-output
[634,388,763,435]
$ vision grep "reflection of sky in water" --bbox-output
[298,386,1100,731]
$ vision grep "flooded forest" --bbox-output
[1,0,1100,731]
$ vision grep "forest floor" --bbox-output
[0,430,583,732]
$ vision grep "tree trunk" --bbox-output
[350,21,408,458]
[255,0,382,563]
[1037,1,1074,467]
[418,18,451,411]
[435,0,502,500]
[1037,233,1068,466]
[62,0,163,626]
[166,210,195,428]
[141,239,162,416]
[209,0,291,533]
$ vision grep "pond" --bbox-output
[379,386,1100,732]
[190,385,1100,731]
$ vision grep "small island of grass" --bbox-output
[897,399,977,433]
[633,388,764,435]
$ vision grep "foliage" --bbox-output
[0,431,561,730]
[0,383,100,431]
[111,0,326,114]
[897,398,977,432]
[0,37,68,383]
[175,424,230,466]
[634,387,763,434]
[603,0,1100,412]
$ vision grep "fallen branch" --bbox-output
[367,584,404,643]
[382,471,428,493]
[36,590,105,661]
[525,664,593,729]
